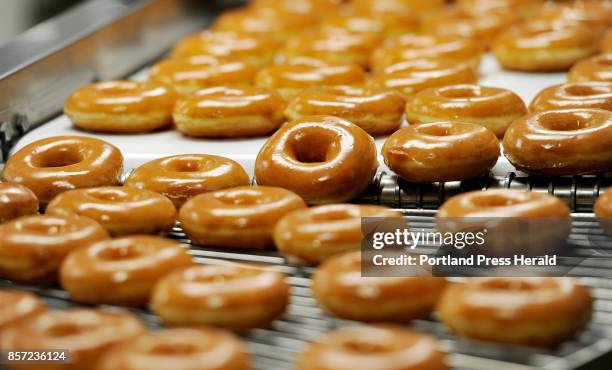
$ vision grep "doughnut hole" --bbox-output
[164,157,203,172]
[87,188,131,202]
[31,145,83,168]
[310,208,356,222]
[437,85,481,99]
[596,55,612,67]
[45,322,90,337]
[478,278,547,291]
[215,190,267,205]
[471,194,524,208]
[96,81,138,96]
[96,243,145,261]
[539,111,595,131]
[564,83,606,97]
[342,340,391,354]
[152,342,200,355]
[287,129,341,163]
[21,218,69,235]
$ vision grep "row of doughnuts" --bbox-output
[0,289,450,370]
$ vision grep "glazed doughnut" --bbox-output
[95,328,250,370]
[406,84,527,136]
[3,136,123,205]
[533,0,612,30]
[148,58,256,95]
[173,86,286,138]
[273,204,404,265]
[424,8,519,47]
[436,189,571,256]
[0,214,109,282]
[492,21,599,72]
[213,6,316,43]
[0,309,146,370]
[150,264,290,330]
[60,236,192,306]
[250,0,336,20]
[326,12,419,39]
[503,109,612,175]
[530,82,612,113]
[568,54,612,83]
[255,116,378,204]
[382,122,500,183]
[179,186,306,249]
[0,182,38,223]
[295,325,448,370]
[282,30,381,68]
[351,0,446,19]
[371,34,484,73]
[368,59,478,99]
[124,154,250,208]
[284,86,405,136]
[457,0,544,19]
[64,81,177,133]
[595,187,612,234]
[255,62,366,100]
[46,187,176,236]
[313,251,446,322]
[0,290,46,333]
[171,30,277,68]
[437,277,592,347]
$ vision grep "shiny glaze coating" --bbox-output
[3,136,123,205]
[568,54,612,83]
[457,0,544,18]
[0,309,146,370]
[285,86,405,136]
[382,122,500,183]
[149,58,256,95]
[171,30,277,68]
[273,204,404,265]
[282,30,381,68]
[313,251,446,322]
[213,5,317,43]
[530,82,612,112]
[150,264,290,330]
[406,84,527,136]
[95,328,250,370]
[46,187,176,236]
[0,183,38,223]
[492,21,598,72]
[502,109,612,175]
[60,236,192,306]
[125,154,250,208]
[295,325,448,370]
[371,34,484,73]
[424,8,519,47]
[325,12,419,39]
[437,277,592,347]
[64,81,177,133]
[255,116,378,204]
[368,59,478,99]
[179,186,306,249]
[0,290,46,333]
[533,0,612,30]
[255,62,366,100]
[437,189,571,218]
[351,0,446,19]
[173,86,286,138]
[0,214,109,282]
[595,187,612,234]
